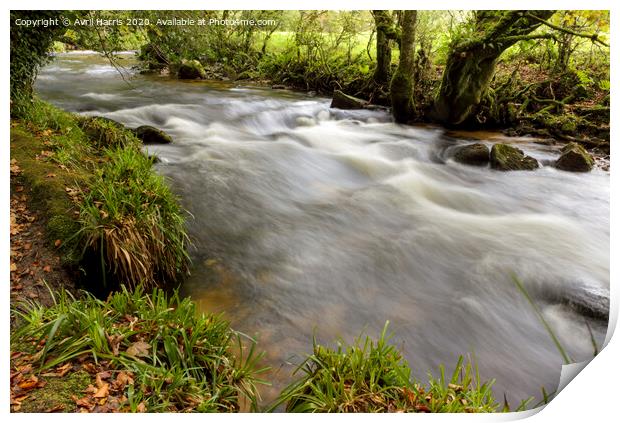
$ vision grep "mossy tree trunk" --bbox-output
[390,10,417,123]
[432,10,555,126]
[372,10,400,86]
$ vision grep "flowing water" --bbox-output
[36,52,610,405]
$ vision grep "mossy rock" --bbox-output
[78,116,137,149]
[453,143,490,166]
[490,143,539,171]
[177,59,206,80]
[134,125,173,144]
[555,142,594,172]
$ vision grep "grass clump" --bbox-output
[12,99,190,291]
[272,323,503,413]
[78,146,189,290]
[11,286,267,412]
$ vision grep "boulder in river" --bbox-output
[134,125,173,144]
[453,143,490,166]
[555,142,594,172]
[330,90,368,110]
[177,60,207,80]
[490,143,539,171]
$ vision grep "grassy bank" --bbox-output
[10,287,266,412]
[10,100,189,292]
[11,288,520,413]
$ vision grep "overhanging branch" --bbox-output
[526,12,609,47]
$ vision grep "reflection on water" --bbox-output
[36,52,610,406]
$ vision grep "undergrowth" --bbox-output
[270,323,523,413]
[11,99,190,292]
[11,286,267,412]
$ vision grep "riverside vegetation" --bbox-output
[9,10,609,413]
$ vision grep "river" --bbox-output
[36,52,610,406]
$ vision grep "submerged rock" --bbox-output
[555,142,594,172]
[177,60,206,80]
[490,143,539,171]
[134,125,173,144]
[330,90,368,110]
[453,143,490,166]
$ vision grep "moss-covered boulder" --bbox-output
[177,60,206,80]
[78,116,137,149]
[330,90,368,110]
[453,143,490,166]
[490,143,539,171]
[555,142,594,172]
[134,125,173,144]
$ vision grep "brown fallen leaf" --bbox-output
[43,265,52,272]
[10,263,17,272]
[54,239,62,247]
[106,334,124,356]
[11,394,29,405]
[45,404,65,412]
[73,395,94,409]
[93,383,109,399]
[114,371,134,391]
[126,341,151,358]
[82,363,97,374]
[136,402,146,413]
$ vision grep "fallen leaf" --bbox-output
[45,404,65,412]
[114,371,134,390]
[126,341,151,358]
[82,363,97,374]
[93,383,109,398]
[11,394,29,405]
[54,239,62,247]
[106,334,124,356]
[136,402,146,413]
[43,265,52,272]
[73,395,94,409]
[10,263,17,272]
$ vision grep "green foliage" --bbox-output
[10,11,65,107]
[11,286,267,412]
[78,146,190,290]
[272,323,502,413]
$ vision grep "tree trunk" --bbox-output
[390,10,417,123]
[372,11,395,85]
[432,10,555,126]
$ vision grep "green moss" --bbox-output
[78,116,139,149]
[490,143,539,171]
[10,125,88,262]
[390,70,414,123]
[18,370,91,413]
